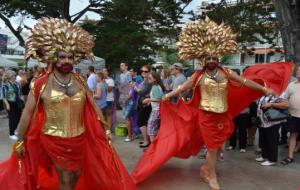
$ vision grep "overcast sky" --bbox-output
[0,0,217,30]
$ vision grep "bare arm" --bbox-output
[262,99,289,110]
[17,91,37,140]
[93,84,102,99]
[164,73,196,99]
[229,71,274,95]
[3,98,10,111]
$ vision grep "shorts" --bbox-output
[123,101,136,119]
[147,110,160,136]
[105,101,113,109]
[287,116,300,134]
[137,105,152,127]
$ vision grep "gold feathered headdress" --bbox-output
[177,17,238,62]
[25,17,94,65]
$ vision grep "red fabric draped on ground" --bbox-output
[131,61,293,184]
[0,73,136,190]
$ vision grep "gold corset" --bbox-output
[42,89,86,138]
[199,75,228,113]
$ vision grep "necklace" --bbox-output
[205,70,219,80]
[53,73,73,89]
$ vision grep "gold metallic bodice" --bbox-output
[199,74,228,113]
[42,89,86,137]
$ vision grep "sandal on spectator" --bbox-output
[280,157,293,165]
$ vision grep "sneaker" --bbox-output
[240,149,246,153]
[124,136,133,142]
[9,135,18,140]
[260,160,276,166]
[227,146,234,150]
[218,153,225,162]
[255,157,265,162]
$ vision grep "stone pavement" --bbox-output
[0,114,300,190]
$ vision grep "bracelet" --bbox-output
[13,140,25,152]
[162,94,169,100]
[241,78,247,87]
[176,85,183,94]
[105,130,112,135]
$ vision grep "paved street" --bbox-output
[0,113,300,190]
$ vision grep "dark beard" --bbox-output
[206,62,218,70]
[55,63,73,74]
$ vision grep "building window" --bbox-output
[255,54,270,63]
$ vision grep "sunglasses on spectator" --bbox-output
[141,70,149,73]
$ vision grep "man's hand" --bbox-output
[264,88,275,96]
[261,103,272,109]
[162,94,170,101]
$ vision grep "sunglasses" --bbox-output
[141,70,149,73]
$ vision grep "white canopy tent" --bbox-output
[0,56,18,67]
[74,56,105,73]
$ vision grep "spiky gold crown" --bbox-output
[25,17,95,65]
[177,17,238,62]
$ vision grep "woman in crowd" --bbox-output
[93,72,107,113]
[160,68,172,93]
[143,72,165,142]
[256,95,288,166]
[2,70,24,140]
[134,65,152,147]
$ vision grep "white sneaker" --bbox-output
[124,136,133,142]
[240,149,246,153]
[9,135,18,140]
[255,157,265,162]
[227,146,234,150]
[261,160,276,166]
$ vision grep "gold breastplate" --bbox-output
[199,75,228,113]
[42,89,86,138]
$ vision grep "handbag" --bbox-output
[264,108,289,121]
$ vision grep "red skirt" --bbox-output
[198,110,234,149]
[40,134,85,171]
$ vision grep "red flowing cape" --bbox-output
[0,73,136,190]
[131,61,293,184]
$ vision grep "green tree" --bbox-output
[272,0,300,67]
[80,0,194,69]
[0,0,104,46]
[199,0,279,54]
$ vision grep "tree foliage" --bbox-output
[0,0,104,46]
[199,0,279,54]
[1,0,193,69]
[80,0,193,69]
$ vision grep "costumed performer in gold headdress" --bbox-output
[0,17,136,190]
[131,17,293,190]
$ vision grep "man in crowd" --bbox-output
[281,66,300,165]
[170,62,186,102]
[87,65,97,92]
[118,62,132,109]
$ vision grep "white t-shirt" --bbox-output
[16,75,22,83]
[87,73,97,92]
[105,78,115,101]
[284,80,300,118]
